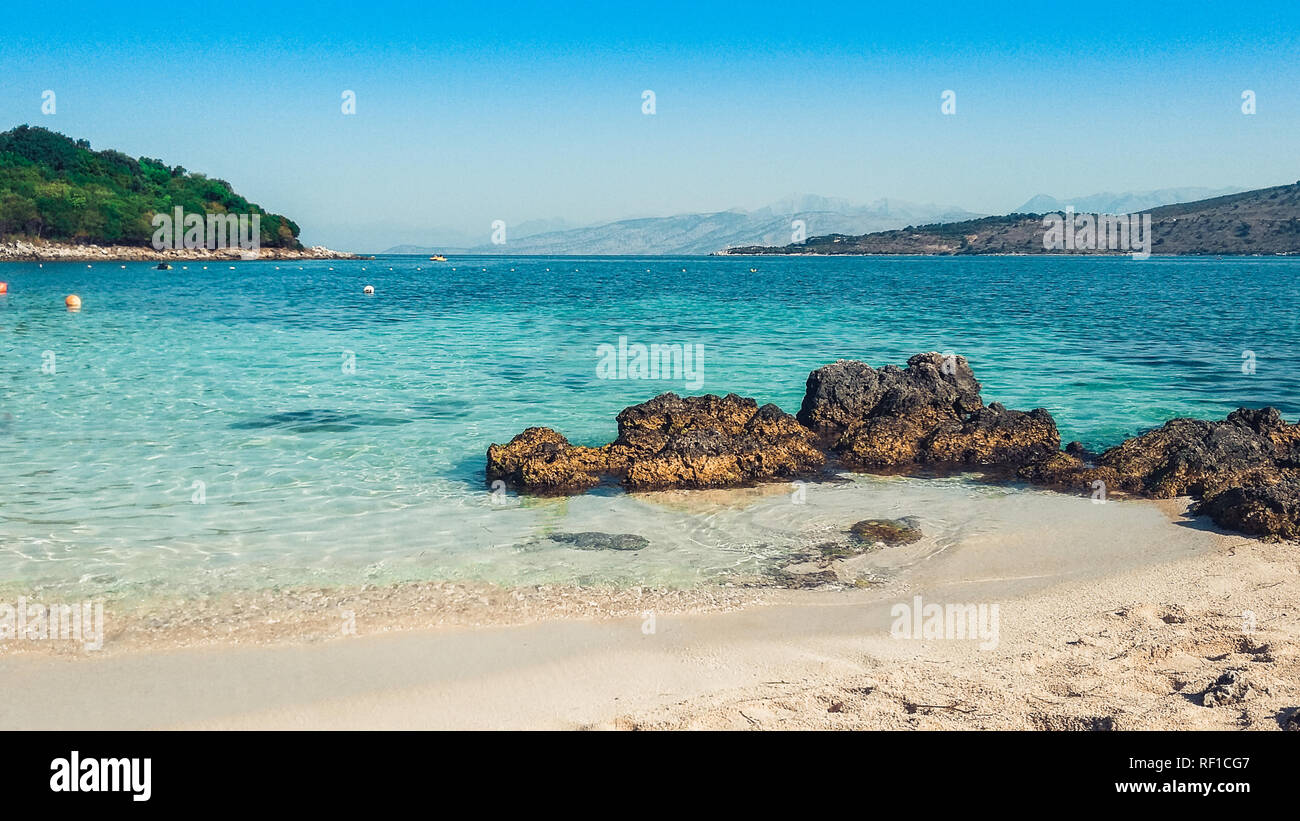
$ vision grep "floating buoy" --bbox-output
[363,285,375,294]
[0,282,7,294]
[65,294,82,310]
[750,268,756,272]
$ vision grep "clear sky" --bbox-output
[2,0,1298,249]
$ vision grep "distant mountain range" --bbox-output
[380,195,980,255]
[1014,186,1247,216]
[725,182,1300,256]
[382,188,1267,256]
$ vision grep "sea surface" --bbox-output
[1,255,1297,600]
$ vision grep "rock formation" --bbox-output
[486,393,824,492]
[486,354,1300,540]
[798,353,1059,468]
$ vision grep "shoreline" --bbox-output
[0,482,1207,657]
[0,498,1294,730]
[0,238,360,262]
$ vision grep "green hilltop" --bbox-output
[0,125,301,248]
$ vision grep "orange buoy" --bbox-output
[0,281,7,294]
[65,294,82,310]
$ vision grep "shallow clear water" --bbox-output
[1,255,1296,598]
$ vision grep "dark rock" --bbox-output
[797,353,982,444]
[484,356,1300,541]
[1016,452,1122,494]
[1194,476,1300,540]
[487,394,823,493]
[848,517,924,547]
[799,353,1057,469]
[769,568,840,589]
[923,403,1060,466]
[1096,408,1299,499]
[547,532,649,551]
[486,427,623,492]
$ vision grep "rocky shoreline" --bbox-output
[488,352,1300,540]
[0,238,359,262]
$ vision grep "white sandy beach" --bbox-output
[2,494,1295,731]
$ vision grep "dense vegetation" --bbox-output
[0,125,301,248]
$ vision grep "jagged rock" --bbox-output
[618,396,825,489]
[798,353,982,443]
[547,532,649,551]
[923,403,1060,465]
[614,393,756,454]
[487,394,823,492]
[1193,476,1300,540]
[484,356,1300,540]
[1096,407,1300,498]
[485,427,624,492]
[1016,452,1122,493]
[800,353,1057,469]
[848,517,923,547]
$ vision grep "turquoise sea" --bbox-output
[1,255,1297,599]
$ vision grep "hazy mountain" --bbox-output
[380,196,980,255]
[1014,187,1247,216]
[380,217,586,254]
[728,181,1300,256]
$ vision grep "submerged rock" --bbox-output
[547,532,649,551]
[848,517,924,547]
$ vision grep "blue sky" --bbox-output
[2,0,1299,249]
